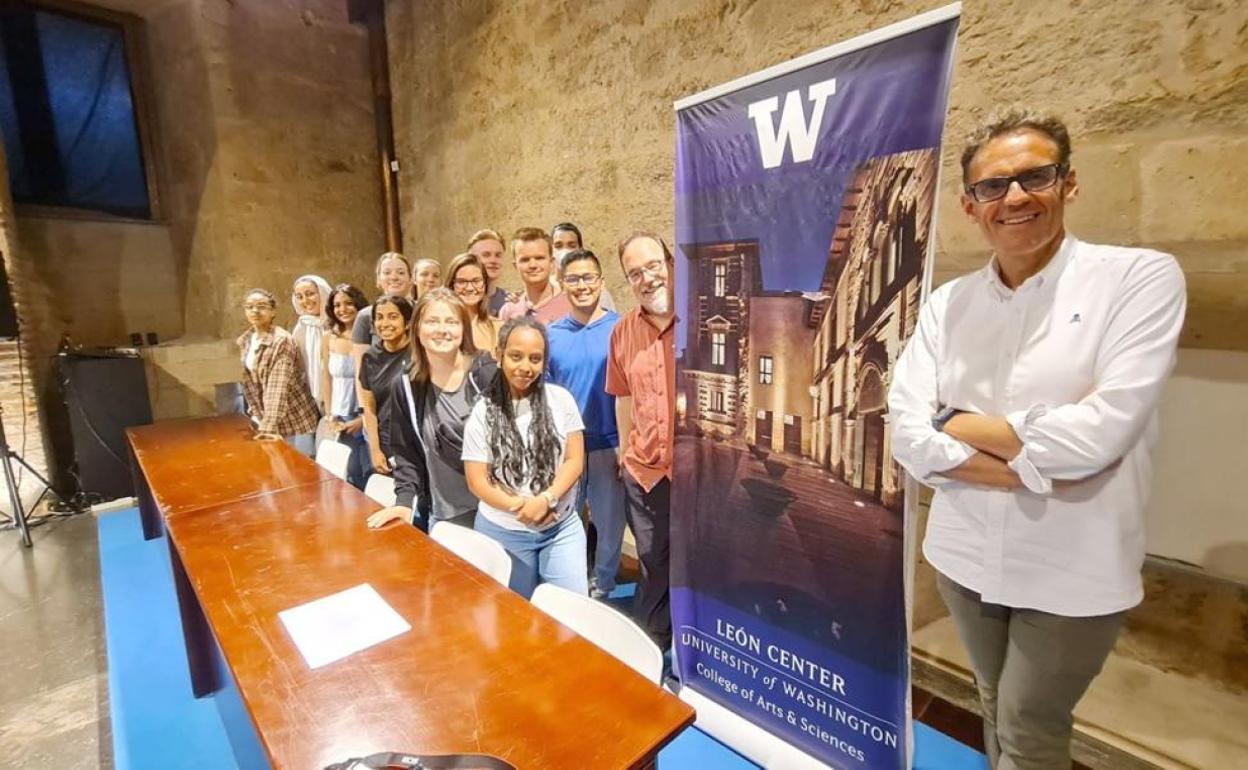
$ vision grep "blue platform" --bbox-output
[99,507,985,769]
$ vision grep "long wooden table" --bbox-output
[127,416,694,769]
[129,415,334,540]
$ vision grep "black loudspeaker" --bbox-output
[57,349,152,500]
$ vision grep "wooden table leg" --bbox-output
[166,534,219,697]
[130,446,163,540]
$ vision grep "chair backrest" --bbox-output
[429,522,511,587]
[363,474,397,506]
[314,440,352,480]
[530,583,663,683]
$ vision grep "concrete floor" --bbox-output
[0,512,113,768]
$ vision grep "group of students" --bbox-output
[236,224,677,648]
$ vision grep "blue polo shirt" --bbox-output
[546,310,619,452]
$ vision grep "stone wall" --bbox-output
[386,0,1248,572]
[0,0,386,485]
[8,0,386,347]
[147,0,384,338]
[384,0,1248,723]
[141,338,240,422]
[386,0,1248,350]
[15,217,183,347]
[0,141,49,500]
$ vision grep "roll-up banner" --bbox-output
[671,6,960,769]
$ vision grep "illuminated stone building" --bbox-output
[808,148,937,510]
[682,241,756,439]
[680,240,816,454]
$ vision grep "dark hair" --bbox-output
[550,222,583,247]
[445,252,491,323]
[616,230,673,266]
[408,288,477,389]
[510,226,552,258]
[559,248,601,275]
[484,316,560,493]
[243,288,277,309]
[960,107,1072,183]
[325,283,368,334]
[371,293,414,326]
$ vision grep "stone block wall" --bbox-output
[146,0,385,339]
[141,338,240,422]
[15,217,183,347]
[383,0,1248,728]
[0,141,52,491]
[0,1,386,488]
[386,0,1248,350]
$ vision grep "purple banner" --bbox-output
[672,15,958,769]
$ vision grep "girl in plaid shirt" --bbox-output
[238,289,320,455]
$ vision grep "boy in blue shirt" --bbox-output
[546,248,624,599]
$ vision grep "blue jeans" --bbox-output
[285,432,315,457]
[335,418,371,490]
[581,448,626,593]
[474,510,588,599]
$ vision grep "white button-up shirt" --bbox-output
[888,235,1186,616]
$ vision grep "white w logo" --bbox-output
[747,78,838,169]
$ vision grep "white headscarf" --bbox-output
[291,275,332,404]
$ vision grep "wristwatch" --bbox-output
[540,491,559,510]
[931,406,962,433]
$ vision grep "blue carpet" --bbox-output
[98,509,239,769]
[100,507,984,769]
[659,722,986,769]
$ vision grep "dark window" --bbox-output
[0,2,153,218]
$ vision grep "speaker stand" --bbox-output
[0,404,51,547]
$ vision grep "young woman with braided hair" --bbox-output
[462,316,587,597]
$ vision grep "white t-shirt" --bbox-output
[244,331,262,373]
[462,383,584,531]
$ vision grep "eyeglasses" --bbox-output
[242,303,273,312]
[562,273,602,287]
[452,277,485,289]
[964,163,1067,203]
[626,260,668,285]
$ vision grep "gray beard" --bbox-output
[642,289,670,315]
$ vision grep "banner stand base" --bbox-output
[667,682,834,769]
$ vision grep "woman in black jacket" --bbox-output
[366,289,496,531]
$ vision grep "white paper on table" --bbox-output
[277,583,411,669]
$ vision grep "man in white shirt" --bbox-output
[888,109,1186,770]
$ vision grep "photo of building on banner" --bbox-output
[671,9,959,769]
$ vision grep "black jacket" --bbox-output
[388,352,498,526]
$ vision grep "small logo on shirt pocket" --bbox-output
[1069,313,1082,324]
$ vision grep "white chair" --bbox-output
[363,474,397,506]
[531,582,663,683]
[429,521,511,587]
[314,439,352,480]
